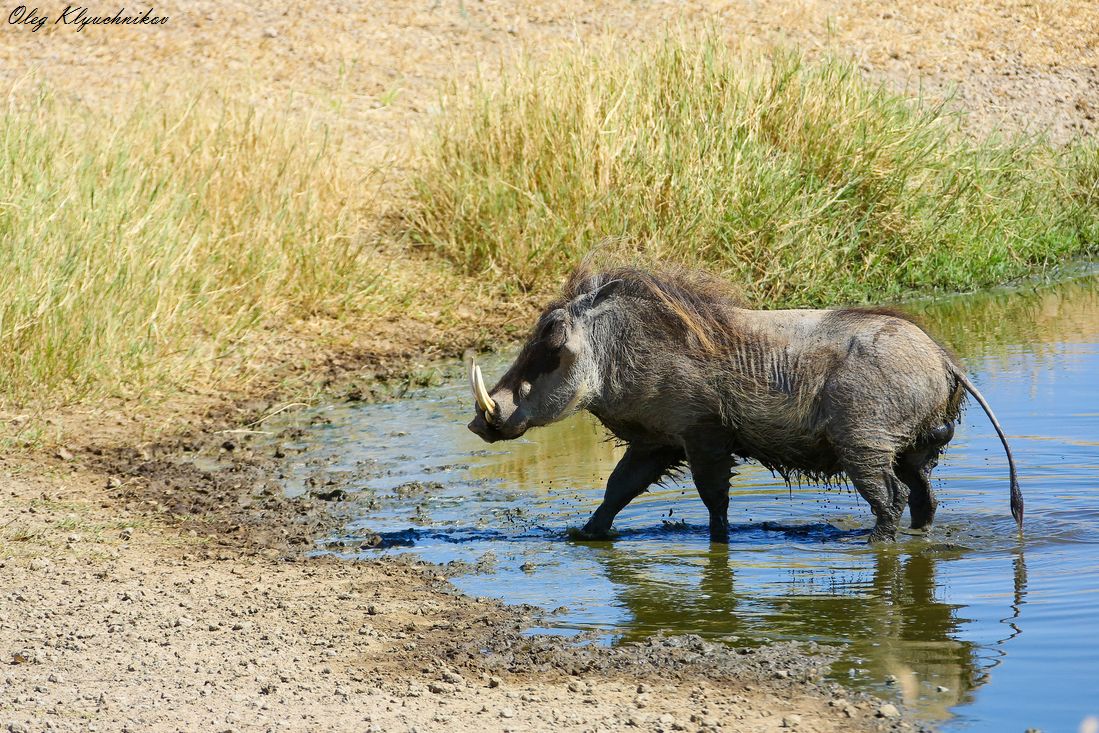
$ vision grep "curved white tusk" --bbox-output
[468,359,496,415]
[474,364,497,415]
[468,359,482,409]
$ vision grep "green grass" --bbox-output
[407,36,1099,304]
[0,87,384,404]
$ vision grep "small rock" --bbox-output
[936,685,950,693]
[57,446,73,461]
[782,714,802,728]
[567,680,583,693]
[8,722,29,733]
[487,676,501,689]
[877,703,900,719]
[174,616,195,628]
[774,669,790,679]
[106,476,122,489]
[29,558,52,572]
[119,527,134,541]
[884,674,898,686]
[262,27,278,38]
[499,707,515,719]
[366,605,379,616]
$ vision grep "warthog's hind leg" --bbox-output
[897,421,955,530]
[685,438,737,543]
[579,445,684,538]
[843,455,910,543]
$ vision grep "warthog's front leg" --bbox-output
[579,445,684,538]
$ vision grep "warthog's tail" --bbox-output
[949,364,1023,530]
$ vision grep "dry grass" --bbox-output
[0,85,392,406]
[1,15,1096,422]
[406,37,1099,305]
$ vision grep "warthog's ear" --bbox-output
[569,278,622,316]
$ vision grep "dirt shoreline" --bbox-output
[2,394,918,733]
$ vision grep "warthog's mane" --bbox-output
[554,263,748,352]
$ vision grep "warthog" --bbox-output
[467,266,1022,543]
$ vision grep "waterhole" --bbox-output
[277,272,1099,731]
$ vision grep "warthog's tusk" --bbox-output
[469,359,497,415]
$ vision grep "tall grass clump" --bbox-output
[408,35,1098,302]
[0,88,380,404]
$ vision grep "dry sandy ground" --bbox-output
[2,0,1096,153]
[2,2,1097,731]
[1,443,908,733]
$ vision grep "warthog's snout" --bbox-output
[467,358,529,442]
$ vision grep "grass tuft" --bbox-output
[0,86,383,404]
[407,36,1098,303]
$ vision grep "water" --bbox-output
[276,274,1099,731]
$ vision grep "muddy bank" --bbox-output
[1,397,919,733]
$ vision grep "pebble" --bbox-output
[877,703,901,719]
[936,685,950,693]
[499,707,515,719]
[119,527,134,541]
[487,676,501,689]
[174,617,195,628]
[782,714,802,728]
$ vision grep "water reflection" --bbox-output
[911,269,1099,358]
[584,538,1028,719]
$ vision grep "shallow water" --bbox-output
[279,274,1099,731]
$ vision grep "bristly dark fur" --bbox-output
[552,262,747,353]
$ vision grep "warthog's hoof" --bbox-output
[568,524,613,541]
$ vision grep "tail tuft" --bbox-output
[1010,477,1024,531]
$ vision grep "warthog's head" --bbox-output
[467,265,739,443]
[467,277,621,443]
